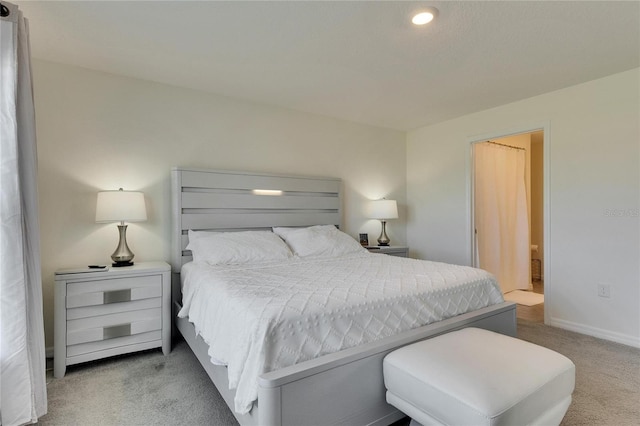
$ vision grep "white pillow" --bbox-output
[272,225,366,258]
[186,230,293,265]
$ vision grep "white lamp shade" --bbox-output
[369,199,398,220]
[96,190,147,223]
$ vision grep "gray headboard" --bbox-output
[171,167,342,273]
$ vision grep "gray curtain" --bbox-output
[0,2,47,424]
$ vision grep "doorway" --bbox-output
[471,130,545,322]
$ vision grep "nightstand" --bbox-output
[365,246,409,257]
[54,261,171,378]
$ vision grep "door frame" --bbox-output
[466,122,550,322]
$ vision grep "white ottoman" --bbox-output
[383,328,575,426]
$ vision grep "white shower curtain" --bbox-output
[474,142,530,293]
[1,2,47,425]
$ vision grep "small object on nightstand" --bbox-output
[359,233,369,246]
[55,266,110,274]
[53,261,170,378]
[88,265,107,269]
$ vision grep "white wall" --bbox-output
[33,59,407,349]
[407,69,640,347]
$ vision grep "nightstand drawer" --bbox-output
[67,307,161,345]
[67,297,161,320]
[67,275,161,308]
[67,330,162,357]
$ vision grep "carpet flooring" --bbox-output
[517,320,639,425]
[39,341,237,426]
[38,320,639,425]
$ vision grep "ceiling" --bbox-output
[15,1,640,131]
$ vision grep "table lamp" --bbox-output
[369,199,398,246]
[96,188,147,267]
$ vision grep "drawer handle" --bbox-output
[103,289,131,304]
[103,324,131,340]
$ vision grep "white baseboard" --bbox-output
[547,317,640,348]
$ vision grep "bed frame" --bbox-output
[171,167,517,426]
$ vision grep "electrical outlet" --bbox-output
[597,284,611,298]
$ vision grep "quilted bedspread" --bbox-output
[178,252,504,414]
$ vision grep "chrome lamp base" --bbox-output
[111,224,135,267]
[377,220,391,246]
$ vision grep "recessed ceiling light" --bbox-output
[412,8,438,26]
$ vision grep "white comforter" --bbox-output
[178,252,503,414]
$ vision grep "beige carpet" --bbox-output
[37,320,639,425]
[518,319,639,425]
[39,341,238,426]
[504,289,544,306]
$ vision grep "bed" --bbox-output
[171,167,516,426]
